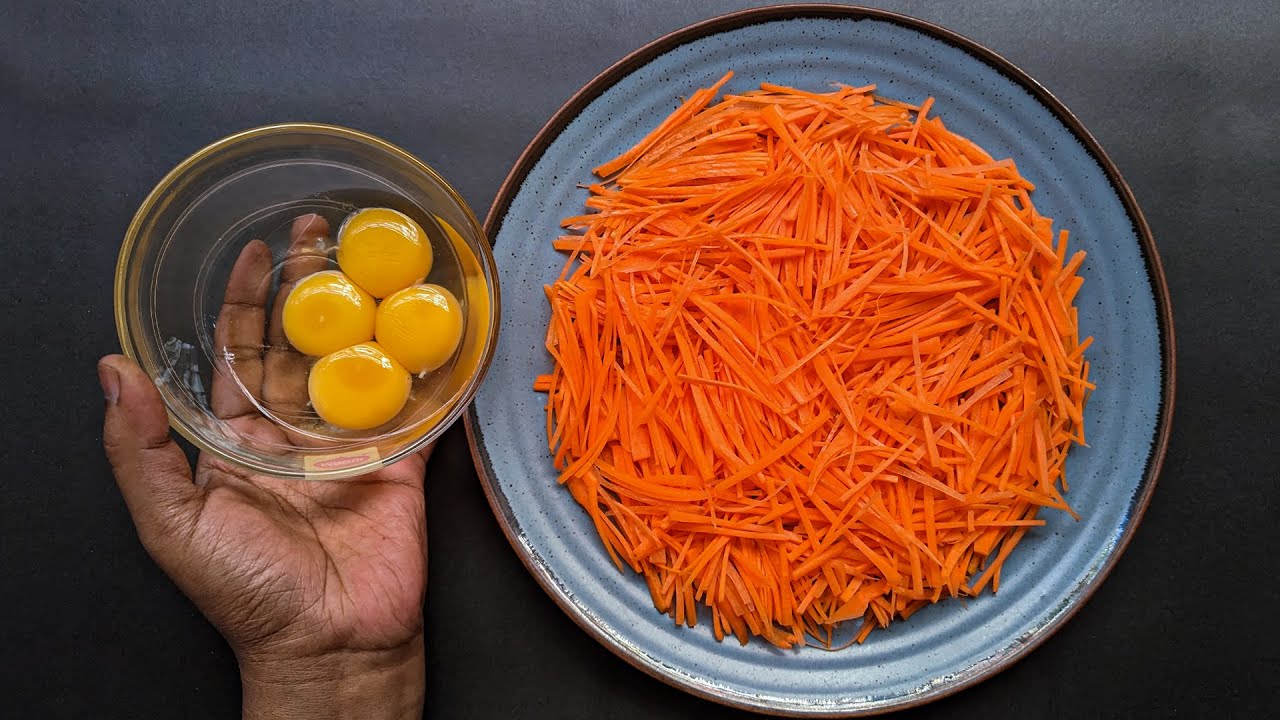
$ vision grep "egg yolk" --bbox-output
[282,270,376,357]
[308,342,411,430]
[375,284,464,374]
[336,208,433,298]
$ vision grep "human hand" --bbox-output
[100,216,427,720]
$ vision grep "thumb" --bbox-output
[99,355,202,544]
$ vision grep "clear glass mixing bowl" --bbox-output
[115,123,499,479]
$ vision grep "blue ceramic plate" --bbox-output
[467,6,1173,716]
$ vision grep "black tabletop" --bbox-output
[2,1,1277,718]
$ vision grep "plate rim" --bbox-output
[465,4,1176,715]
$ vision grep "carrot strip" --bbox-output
[537,76,1092,648]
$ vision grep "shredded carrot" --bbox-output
[535,71,1093,649]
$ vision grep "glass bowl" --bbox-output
[115,123,500,480]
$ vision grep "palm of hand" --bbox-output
[182,449,428,661]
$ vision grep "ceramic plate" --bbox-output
[467,6,1173,715]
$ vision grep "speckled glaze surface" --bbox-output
[467,6,1173,716]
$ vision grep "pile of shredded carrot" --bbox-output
[533,71,1093,648]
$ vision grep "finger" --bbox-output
[266,214,330,345]
[211,240,272,419]
[384,440,435,491]
[99,355,203,542]
[264,215,330,418]
[418,441,437,465]
[261,350,310,420]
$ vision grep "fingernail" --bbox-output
[98,360,120,405]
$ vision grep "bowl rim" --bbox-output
[465,4,1176,716]
[116,121,502,480]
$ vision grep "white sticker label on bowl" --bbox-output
[304,448,382,476]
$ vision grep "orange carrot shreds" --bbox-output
[535,71,1093,649]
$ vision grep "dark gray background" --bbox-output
[1,1,1277,717]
